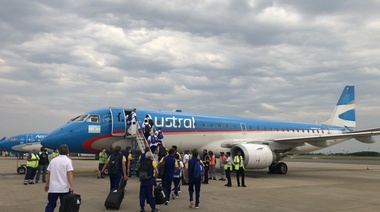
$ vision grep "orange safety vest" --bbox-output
[209,155,216,166]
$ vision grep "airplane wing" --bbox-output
[220,129,380,149]
[273,129,380,145]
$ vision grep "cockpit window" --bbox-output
[69,114,90,122]
[86,115,100,123]
[9,137,18,141]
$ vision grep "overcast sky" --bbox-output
[1,0,380,153]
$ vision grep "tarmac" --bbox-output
[1,156,380,212]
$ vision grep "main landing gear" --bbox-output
[268,162,288,174]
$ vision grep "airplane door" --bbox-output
[240,123,247,135]
[110,108,126,136]
[26,135,33,145]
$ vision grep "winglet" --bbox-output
[322,85,356,128]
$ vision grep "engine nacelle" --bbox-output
[230,144,275,169]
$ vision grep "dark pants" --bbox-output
[24,166,37,184]
[45,191,70,212]
[188,179,201,206]
[203,168,209,183]
[173,177,181,196]
[225,169,232,186]
[36,164,48,182]
[139,185,156,210]
[109,172,122,190]
[162,179,173,202]
[235,167,245,186]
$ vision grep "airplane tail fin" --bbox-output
[322,85,356,128]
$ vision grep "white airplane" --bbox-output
[41,85,380,174]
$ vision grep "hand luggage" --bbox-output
[119,179,127,190]
[104,189,124,210]
[59,192,81,212]
[154,184,166,205]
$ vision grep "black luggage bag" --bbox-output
[59,192,81,212]
[154,184,166,205]
[104,189,124,210]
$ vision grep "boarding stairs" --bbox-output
[126,124,158,175]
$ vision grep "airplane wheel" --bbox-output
[276,162,288,174]
[103,168,109,175]
[17,166,26,174]
[268,164,277,174]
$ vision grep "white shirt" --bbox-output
[183,154,189,164]
[47,155,74,192]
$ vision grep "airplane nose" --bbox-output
[42,129,71,149]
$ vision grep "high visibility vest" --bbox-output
[209,155,216,166]
[224,157,233,171]
[51,152,58,159]
[234,155,244,170]
[26,153,39,168]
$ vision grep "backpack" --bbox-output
[193,160,204,179]
[144,124,151,133]
[173,160,182,178]
[139,159,152,180]
[127,113,132,122]
[158,145,167,157]
[150,135,157,145]
[148,119,154,126]
[157,160,166,179]
[157,131,164,139]
[108,155,119,174]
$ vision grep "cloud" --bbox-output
[1,0,380,153]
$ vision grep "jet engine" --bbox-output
[230,144,276,169]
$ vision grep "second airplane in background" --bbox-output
[41,85,380,174]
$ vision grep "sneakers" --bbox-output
[151,209,160,212]
[189,201,194,208]
[242,185,247,187]
[164,201,169,205]
[195,205,199,209]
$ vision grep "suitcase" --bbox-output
[104,189,124,210]
[154,184,166,205]
[119,179,127,190]
[59,192,81,212]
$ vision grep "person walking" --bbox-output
[98,148,107,178]
[234,151,246,187]
[23,149,39,185]
[44,144,74,212]
[160,148,179,205]
[139,151,160,212]
[172,153,184,199]
[99,146,128,190]
[188,149,202,209]
[36,147,49,183]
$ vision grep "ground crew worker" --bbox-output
[219,152,226,181]
[51,148,58,159]
[234,150,246,187]
[24,149,39,185]
[224,152,233,187]
[98,148,107,178]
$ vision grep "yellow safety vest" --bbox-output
[234,155,244,170]
[51,152,58,159]
[224,157,233,171]
[26,153,39,168]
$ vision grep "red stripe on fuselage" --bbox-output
[82,134,113,152]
